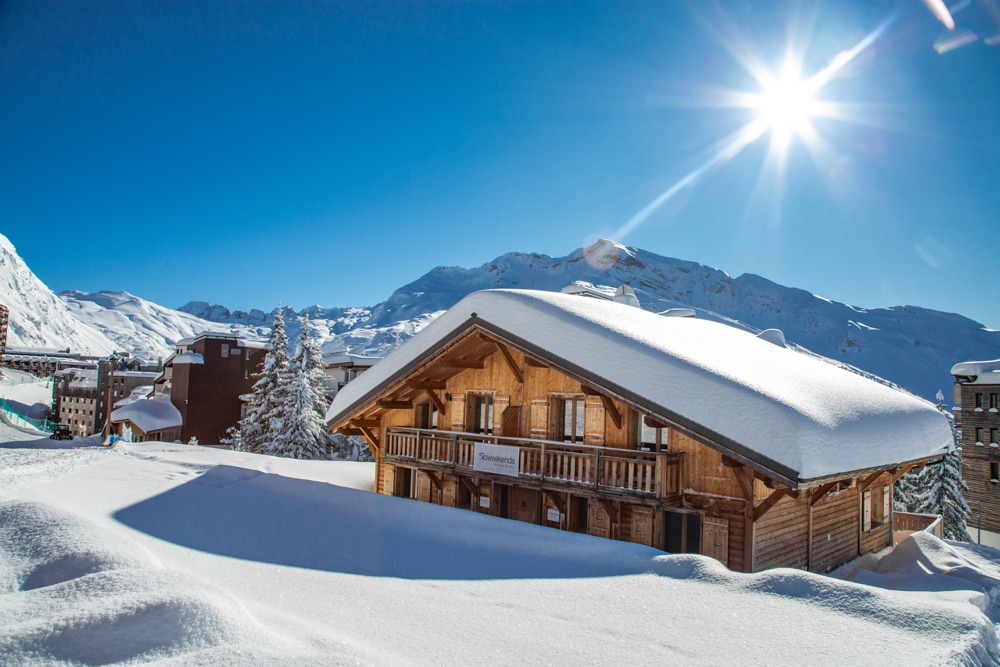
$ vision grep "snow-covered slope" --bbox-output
[1,437,999,665]
[185,239,1000,400]
[0,234,114,355]
[60,290,263,362]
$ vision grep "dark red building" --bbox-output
[165,332,267,444]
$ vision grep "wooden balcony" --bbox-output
[384,426,683,501]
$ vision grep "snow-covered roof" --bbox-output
[951,359,1000,384]
[239,339,268,350]
[323,352,382,367]
[172,352,204,365]
[113,385,155,408]
[327,289,951,483]
[110,397,182,434]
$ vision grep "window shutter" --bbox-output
[863,489,872,532]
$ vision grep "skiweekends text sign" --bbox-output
[473,442,520,477]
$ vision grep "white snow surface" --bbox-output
[111,397,183,434]
[328,290,952,482]
[0,427,999,665]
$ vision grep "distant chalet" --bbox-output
[327,289,951,573]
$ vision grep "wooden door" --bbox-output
[510,487,540,524]
[589,502,612,539]
[702,519,730,566]
[631,506,655,547]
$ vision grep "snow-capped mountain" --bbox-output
[184,239,1000,400]
[59,290,266,362]
[4,232,997,401]
[0,234,114,355]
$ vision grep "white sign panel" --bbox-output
[547,507,561,523]
[473,442,520,477]
[479,496,491,509]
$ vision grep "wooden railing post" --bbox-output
[540,442,547,482]
[594,449,601,490]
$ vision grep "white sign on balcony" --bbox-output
[473,442,520,477]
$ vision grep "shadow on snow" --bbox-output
[113,465,664,580]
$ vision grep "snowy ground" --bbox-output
[0,370,54,420]
[2,423,1000,666]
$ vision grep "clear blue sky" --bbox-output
[2,1,998,327]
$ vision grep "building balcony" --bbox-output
[384,426,683,501]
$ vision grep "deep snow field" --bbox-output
[2,421,1000,666]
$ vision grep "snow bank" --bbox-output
[3,441,999,665]
[329,289,952,481]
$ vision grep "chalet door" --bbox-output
[701,519,729,566]
[631,506,655,547]
[471,395,494,434]
[495,483,511,518]
[394,467,414,499]
[510,487,540,524]
[589,502,612,539]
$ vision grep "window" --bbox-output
[246,350,251,360]
[221,344,229,358]
[416,402,439,429]
[993,429,999,445]
[244,370,249,380]
[636,413,669,452]
[556,397,585,443]
[977,427,985,443]
[469,395,493,434]
[992,394,998,410]
[863,485,889,531]
[976,393,984,408]
[664,511,701,554]
[991,463,999,483]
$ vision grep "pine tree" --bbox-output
[913,394,972,542]
[261,315,331,459]
[239,310,291,453]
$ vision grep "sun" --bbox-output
[751,63,819,142]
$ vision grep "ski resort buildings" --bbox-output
[158,332,267,444]
[952,359,1000,535]
[326,289,952,573]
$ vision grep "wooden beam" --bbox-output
[494,341,524,384]
[425,470,443,491]
[459,476,480,501]
[424,388,447,415]
[440,356,486,369]
[729,464,754,504]
[407,380,447,390]
[357,425,382,458]
[891,463,921,483]
[378,399,413,409]
[581,385,623,430]
[524,356,547,368]
[859,471,884,493]
[545,490,566,514]
[351,419,380,428]
[753,488,791,522]
[808,481,840,507]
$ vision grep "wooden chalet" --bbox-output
[326,289,952,573]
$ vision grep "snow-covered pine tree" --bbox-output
[261,314,330,459]
[894,468,921,513]
[914,392,972,541]
[239,310,291,453]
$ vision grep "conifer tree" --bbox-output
[239,310,290,453]
[913,394,972,542]
[261,315,331,459]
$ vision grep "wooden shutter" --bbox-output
[501,405,521,437]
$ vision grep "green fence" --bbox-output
[0,398,56,433]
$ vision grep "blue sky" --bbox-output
[2,1,998,327]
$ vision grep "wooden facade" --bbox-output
[331,322,923,573]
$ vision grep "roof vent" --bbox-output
[660,308,696,318]
[756,328,786,347]
[613,285,640,308]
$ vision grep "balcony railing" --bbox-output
[384,426,682,499]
